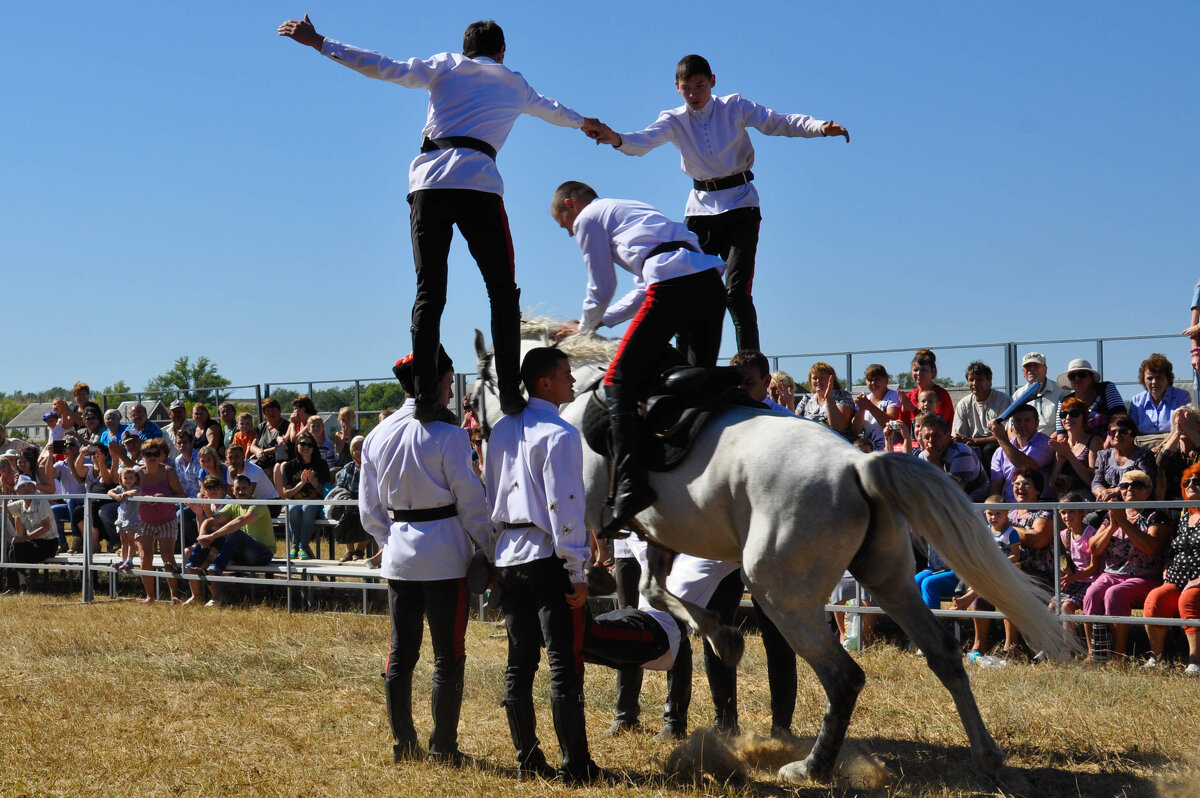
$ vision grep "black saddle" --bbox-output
[582,365,765,471]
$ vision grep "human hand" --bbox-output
[565,581,588,609]
[822,121,850,142]
[278,14,324,50]
[1181,322,1200,339]
[554,320,580,342]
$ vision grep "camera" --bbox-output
[887,421,901,432]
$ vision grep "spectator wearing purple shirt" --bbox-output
[988,404,1054,501]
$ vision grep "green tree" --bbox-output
[896,373,915,390]
[312,386,356,412]
[102,380,132,395]
[146,356,232,404]
[360,382,406,414]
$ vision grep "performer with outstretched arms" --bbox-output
[279,15,605,422]
[591,54,848,352]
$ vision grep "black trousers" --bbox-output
[409,188,522,406]
[583,608,672,671]
[498,556,588,770]
[687,207,762,353]
[703,569,798,732]
[609,555,643,724]
[603,269,725,414]
[385,577,469,752]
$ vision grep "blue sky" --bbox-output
[4,2,1197,397]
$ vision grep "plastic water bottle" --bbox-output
[843,600,861,652]
[967,651,1007,669]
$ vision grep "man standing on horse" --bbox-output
[550,181,725,538]
[278,16,606,422]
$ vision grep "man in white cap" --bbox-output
[1012,352,1063,438]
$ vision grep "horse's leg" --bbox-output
[749,590,863,784]
[851,525,1005,779]
[642,545,744,669]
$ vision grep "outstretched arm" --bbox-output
[278,14,325,51]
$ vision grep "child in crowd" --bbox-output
[231,413,257,453]
[107,469,140,571]
[306,416,338,472]
[955,495,1022,656]
[1053,491,1099,654]
[44,411,66,461]
[885,389,939,454]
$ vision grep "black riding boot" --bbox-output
[655,635,691,741]
[504,698,554,779]
[552,695,602,783]
[600,412,656,539]
[385,673,420,762]
[705,639,740,735]
[428,658,465,762]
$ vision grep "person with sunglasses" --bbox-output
[1142,463,1200,674]
[1049,396,1102,500]
[1079,470,1170,662]
[1054,358,1126,437]
[275,432,330,560]
[1092,416,1156,503]
[134,441,186,604]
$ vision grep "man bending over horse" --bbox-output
[551,181,725,538]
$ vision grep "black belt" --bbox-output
[501,521,538,531]
[692,170,754,192]
[391,504,457,523]
[420,135,497,161]
[646,240,698,259]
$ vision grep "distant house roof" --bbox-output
[5,402,57,431]
[113,400,170,423]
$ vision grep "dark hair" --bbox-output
[551,180,598,214]
[863,363,890,381]
[218,401,236,413]
[292,395,317,415]
[1058,490,1086,503]
[392,347,453,396]
[965,361,992,381]
[730,350,769,380]
[911,348,937,375]
[1109,414,1139,437]
[919,411,949,434]
[676,54,713,82]
[262,397,282,412]
[463,20,504,59]
[1138,353,1175,387]
[1012,466,1044,494]
[520,347,569,393]
[1011,403,1038,420]
[201,476,225,492]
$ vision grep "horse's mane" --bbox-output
[520,315,618,366]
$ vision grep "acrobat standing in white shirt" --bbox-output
[485,347,606,784]
[279,15,605,422]
[592,54,848,353]
[359,346,495,765]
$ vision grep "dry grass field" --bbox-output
[1,591,1197,798]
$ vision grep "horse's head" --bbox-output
[472,328,502,442]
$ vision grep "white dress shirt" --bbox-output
[485,397,589,582]
[573,198,724,333]
[624,538,685,671]
[616,94,826,217]
[359,399,494,581]
[321,40,586,197]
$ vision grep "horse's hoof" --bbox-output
[778,756,834,785]
[710,624,745,668]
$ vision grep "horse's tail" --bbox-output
[854,453,1074,661]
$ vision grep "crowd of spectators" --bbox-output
[775,347,1199,672]
[1,385,371,598]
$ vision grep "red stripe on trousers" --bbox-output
[604,282,660,386]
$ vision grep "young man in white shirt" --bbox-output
[279,15,605,422]
[591,54,848,352]
[359,347,495,766]
[551,180,726,538]
[485,347,604,783]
